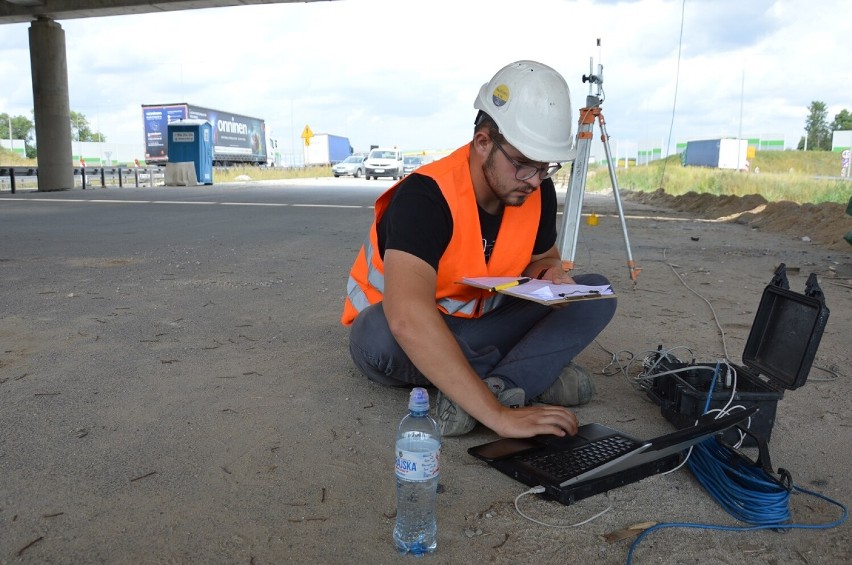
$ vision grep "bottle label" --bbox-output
[395,448,439,481]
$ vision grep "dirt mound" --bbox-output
[624,189,852,250]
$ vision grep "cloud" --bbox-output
[1,0,850,159]
[681,1,779,53]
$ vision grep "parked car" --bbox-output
[403,155,425,176]
[364,147,404,180]
[332,155,366,178]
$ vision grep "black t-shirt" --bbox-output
[377,173,557,270]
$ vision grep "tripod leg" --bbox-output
[557,106,597,271]
[598,113,641,283]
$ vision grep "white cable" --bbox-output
[513,487,612,528]
[664,402,753,475]
[662,445,693,475]
[663,249,730,359]
[809,364,843,382]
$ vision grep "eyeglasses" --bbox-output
[492,139,562,181]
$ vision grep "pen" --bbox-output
[491,277,531,292]
[559,290,600,298]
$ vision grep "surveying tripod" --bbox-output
[557,55,641,284]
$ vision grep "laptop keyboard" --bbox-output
[519,434,639,482]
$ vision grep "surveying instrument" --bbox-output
[557,45,641,285]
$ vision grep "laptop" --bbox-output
[468,406,757,505]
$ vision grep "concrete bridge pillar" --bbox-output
[29,17,73,191]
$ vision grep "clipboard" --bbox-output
[460,277,615,306]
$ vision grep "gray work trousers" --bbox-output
[347,273,617,400]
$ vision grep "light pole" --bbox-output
[737,68,745,170]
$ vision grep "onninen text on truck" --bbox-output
[141,103,278,167]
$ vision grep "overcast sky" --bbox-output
[0,0,849,160]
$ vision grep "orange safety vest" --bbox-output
[341,144,541,326]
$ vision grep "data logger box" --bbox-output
[646,265,830,445]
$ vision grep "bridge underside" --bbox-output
[0,1,315,25]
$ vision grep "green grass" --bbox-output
[213,165,333,182]
[577,150,849,205]
[4,147,849,205]
[0,147,34,166]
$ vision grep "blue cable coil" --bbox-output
[625,361,848,564]
[687,437,790,525]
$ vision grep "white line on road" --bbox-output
[220,202,289,207]
[0,197,374,210]
[292,204,365,208]
[89,199,151,203]
[0,197,718,222]
[1,198,89,202]
[151,201,218,205]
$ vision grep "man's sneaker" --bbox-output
[534,363,595,406]
[434,390,476,437]
[483,377,525,409]
[433,378,526,437]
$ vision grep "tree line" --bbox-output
[799,101,851,151]
[2,102,850,159]
[0,110,105,158]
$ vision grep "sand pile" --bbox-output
[624,189,852,250]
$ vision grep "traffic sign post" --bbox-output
[301,125,314,167]
[301,125,313,147]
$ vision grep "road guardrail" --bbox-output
[0,166,165,193]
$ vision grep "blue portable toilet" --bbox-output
[167,119,214,184]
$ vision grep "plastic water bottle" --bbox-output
[393,387,441,555]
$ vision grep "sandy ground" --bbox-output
[0,182,849,564]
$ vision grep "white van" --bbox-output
[364,147,404,180]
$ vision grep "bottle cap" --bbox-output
[409,387,429,411]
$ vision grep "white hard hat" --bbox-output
[474,60,575,163]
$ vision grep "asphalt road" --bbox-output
[1,179,848,564]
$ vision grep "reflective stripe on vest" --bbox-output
[350,233,506,317]
[346,237,384,314]
[346,275,372,314]
[438,290,505,316]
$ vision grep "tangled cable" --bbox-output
[625,363,848,564]
[687,438,791,525]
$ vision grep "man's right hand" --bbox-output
[487,404,579,439]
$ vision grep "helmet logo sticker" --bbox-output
[491,84,510,107]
